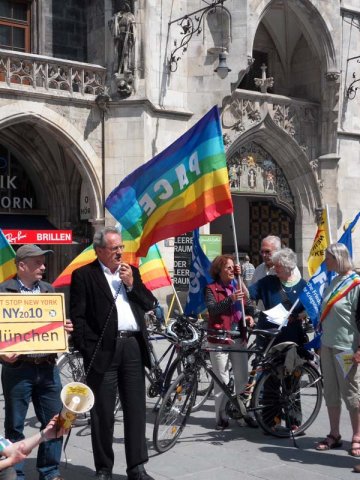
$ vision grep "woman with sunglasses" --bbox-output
[205,254,254,430]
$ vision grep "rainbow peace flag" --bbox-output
[105,106,233,257]
[52,239,156,288]
[0,229,16,283]
[139,244,172,291]
[52,244,96,288]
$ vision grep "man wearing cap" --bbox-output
[0,244,73,480]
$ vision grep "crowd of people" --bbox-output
[204,234,360,474]
[1,229,360,478]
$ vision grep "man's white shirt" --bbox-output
[99,261,139,331]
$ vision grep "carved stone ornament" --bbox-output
[227,141,295,212]
[273,104,295,137]
[254,64,274,93]
[95,87,111,112]
[114,72,133,98]
[109,1,136,97]
[309,159,318,170]
[222,97,261,134]
[221,91,319,160]
[325,71,340,82]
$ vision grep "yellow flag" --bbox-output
[308,209,330,276]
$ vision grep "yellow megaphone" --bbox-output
[58,382,95,429]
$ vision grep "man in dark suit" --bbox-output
[70,227,157,480]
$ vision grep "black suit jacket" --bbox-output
[70,260,156,374]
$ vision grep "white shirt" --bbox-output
[250,263,275,285]
[99,261,139,331]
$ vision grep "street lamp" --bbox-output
[214,51,231,79]
[346,55,360,100]
[168,0,230,77]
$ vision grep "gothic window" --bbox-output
[0,0,31,52]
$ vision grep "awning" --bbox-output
[0,215,73,244]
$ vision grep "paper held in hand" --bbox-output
[263,303,290,328]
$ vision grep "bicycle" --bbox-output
[145,311,213,412]
[152,315,323,453]
[57,323,214,426]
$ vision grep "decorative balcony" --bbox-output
[221,89,320,161]
[0,49,106,99]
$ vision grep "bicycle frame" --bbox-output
[182,326,300,418]
[146,332,185,412]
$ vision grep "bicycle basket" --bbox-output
[166,318,199,347]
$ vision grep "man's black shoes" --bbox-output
[127,464,154,480]
[96,472,112,480]
[127,471,154,480]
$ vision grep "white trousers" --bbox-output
[209,338,248,423]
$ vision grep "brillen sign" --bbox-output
[3,230,73,244]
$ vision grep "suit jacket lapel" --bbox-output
[91,260,114,303]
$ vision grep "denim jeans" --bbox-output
[1,362,63,480]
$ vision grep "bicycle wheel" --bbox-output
[164,355,212,412]
[153,372,197,453]
[252,363,322,437]
[191,356,214,412]
[57,352,89,427]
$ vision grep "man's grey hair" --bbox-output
[262,235,281,251]
[93,226,121,249]
[272,248,298,274]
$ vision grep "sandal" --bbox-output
[315,434,342,451]
[349,439,360,457]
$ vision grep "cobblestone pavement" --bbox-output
[1,340,358,480]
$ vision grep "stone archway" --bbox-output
[0,101,104,277]
[0,101,103,224]
[224,113,322,269]
[250,0,338,73]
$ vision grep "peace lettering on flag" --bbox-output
[105,106,233,257]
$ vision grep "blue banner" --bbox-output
[184,229,213,316]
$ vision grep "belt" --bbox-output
[117,330,138,338]
[20,354,56,365]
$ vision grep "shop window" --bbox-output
[0,144,37,212]
[0,0,30,52]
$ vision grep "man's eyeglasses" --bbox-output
[260,249,272,255]
[105,245,125,252]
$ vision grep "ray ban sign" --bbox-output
[3,230,73,244]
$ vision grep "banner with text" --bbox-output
[0,293,68,353]
[173,232,193,291]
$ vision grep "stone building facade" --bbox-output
[0,0,359,280]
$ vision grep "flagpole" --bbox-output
[172,285,184,315]
[230,212,246,328]
[325,204,332,244]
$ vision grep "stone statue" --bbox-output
[108,1,135,97]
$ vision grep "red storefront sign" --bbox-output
[3,230,73,244]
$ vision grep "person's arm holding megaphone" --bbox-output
[0,415,67,471]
